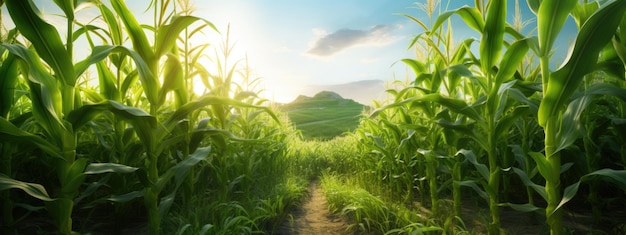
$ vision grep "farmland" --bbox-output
[1,0,626,235]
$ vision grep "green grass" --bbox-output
[281,91,369,140]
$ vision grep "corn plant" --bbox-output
[528,1,626,234]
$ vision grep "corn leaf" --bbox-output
[372,94,482,121]
[554,168,626,214]
[552,96,592,155]
[0,118,63,159]
[538,0,626,126]
[96,2,123,46]
[527,0,540,14]
[5,0,75,85]
[458,180,488,200]
[2,44,63,128]
[458,149,489,181]
[158,54,185,107]
[110,0,155,65]
[432,6,484,34]
[505,203,544,213]
[157,147,212,219]
[67,100,155,130]
[0,173,54,201]
[84,163,138,175]
[528,152,556,184]
[155,15,217,58]
[95,62,120,101]
[52,0,75,21]
[494,38,531,87]
[162,95,279,134]
[479,0,506,74]
[510,167,548,201]
[0,54,19,117]
[75,45,157,106]
[495,105,531,140]
[401,58,426,77]
[536,0,576,57]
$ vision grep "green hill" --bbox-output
[281,91,369,140]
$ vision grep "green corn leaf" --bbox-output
[95,62,120,101]
[371,94,482,121]
[571,1,599,28]
[505,25,526,40]
[399,13,429,33]
[71,25,109,43]
[494,38,531,87]
[5,0,75,85]
[479,0,506,74]
[539,0,626,127]
[110,0,155,65]
[60,158,88,194]
[495,105,531,140]
[76,45,157,105]
[505,203,544,213]
[2,44,63,130]
[510,167,548,201]
[52,0,74,21]
[155,15,217,58]
[0,115,63,158]
[103,190,145,203]
[67,100,155,130]
[96,1,123,46]
[75,174,111,205]
[84,163,138,174]
[162,95,279,135]
[552,95,592,155]
[200,224,214,235]
[527,0,540,14]
[536,0,577,57]
[458,180,488,200]
[554,168,626,214]
[401,58,426,77]
[573,83,626,102]
[0,173,54,201]
[432,6,484,34]
[528,152,556,184]
[158,54,185,107]
[0,54,19,117]
[157,147,211,219]
[458,149,489,181]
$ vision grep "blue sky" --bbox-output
[9,1,578,103]
[167,0,576,102]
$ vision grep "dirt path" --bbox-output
[273,181,350,235]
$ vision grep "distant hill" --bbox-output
[299,80,386,105]
[282,91,368,140]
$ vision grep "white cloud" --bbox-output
[306,24,398,56]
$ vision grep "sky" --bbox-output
[7,0,578,103]
[183,0,576,103]
[184,0,434,102]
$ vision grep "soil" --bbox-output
[273,180,352,235]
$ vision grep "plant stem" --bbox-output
[544,118,562,235]
[487,113,500,234]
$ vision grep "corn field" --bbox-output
[1,0,626,235]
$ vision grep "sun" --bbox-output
[259,80,302,104]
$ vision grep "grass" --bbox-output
[281,91,369,140]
